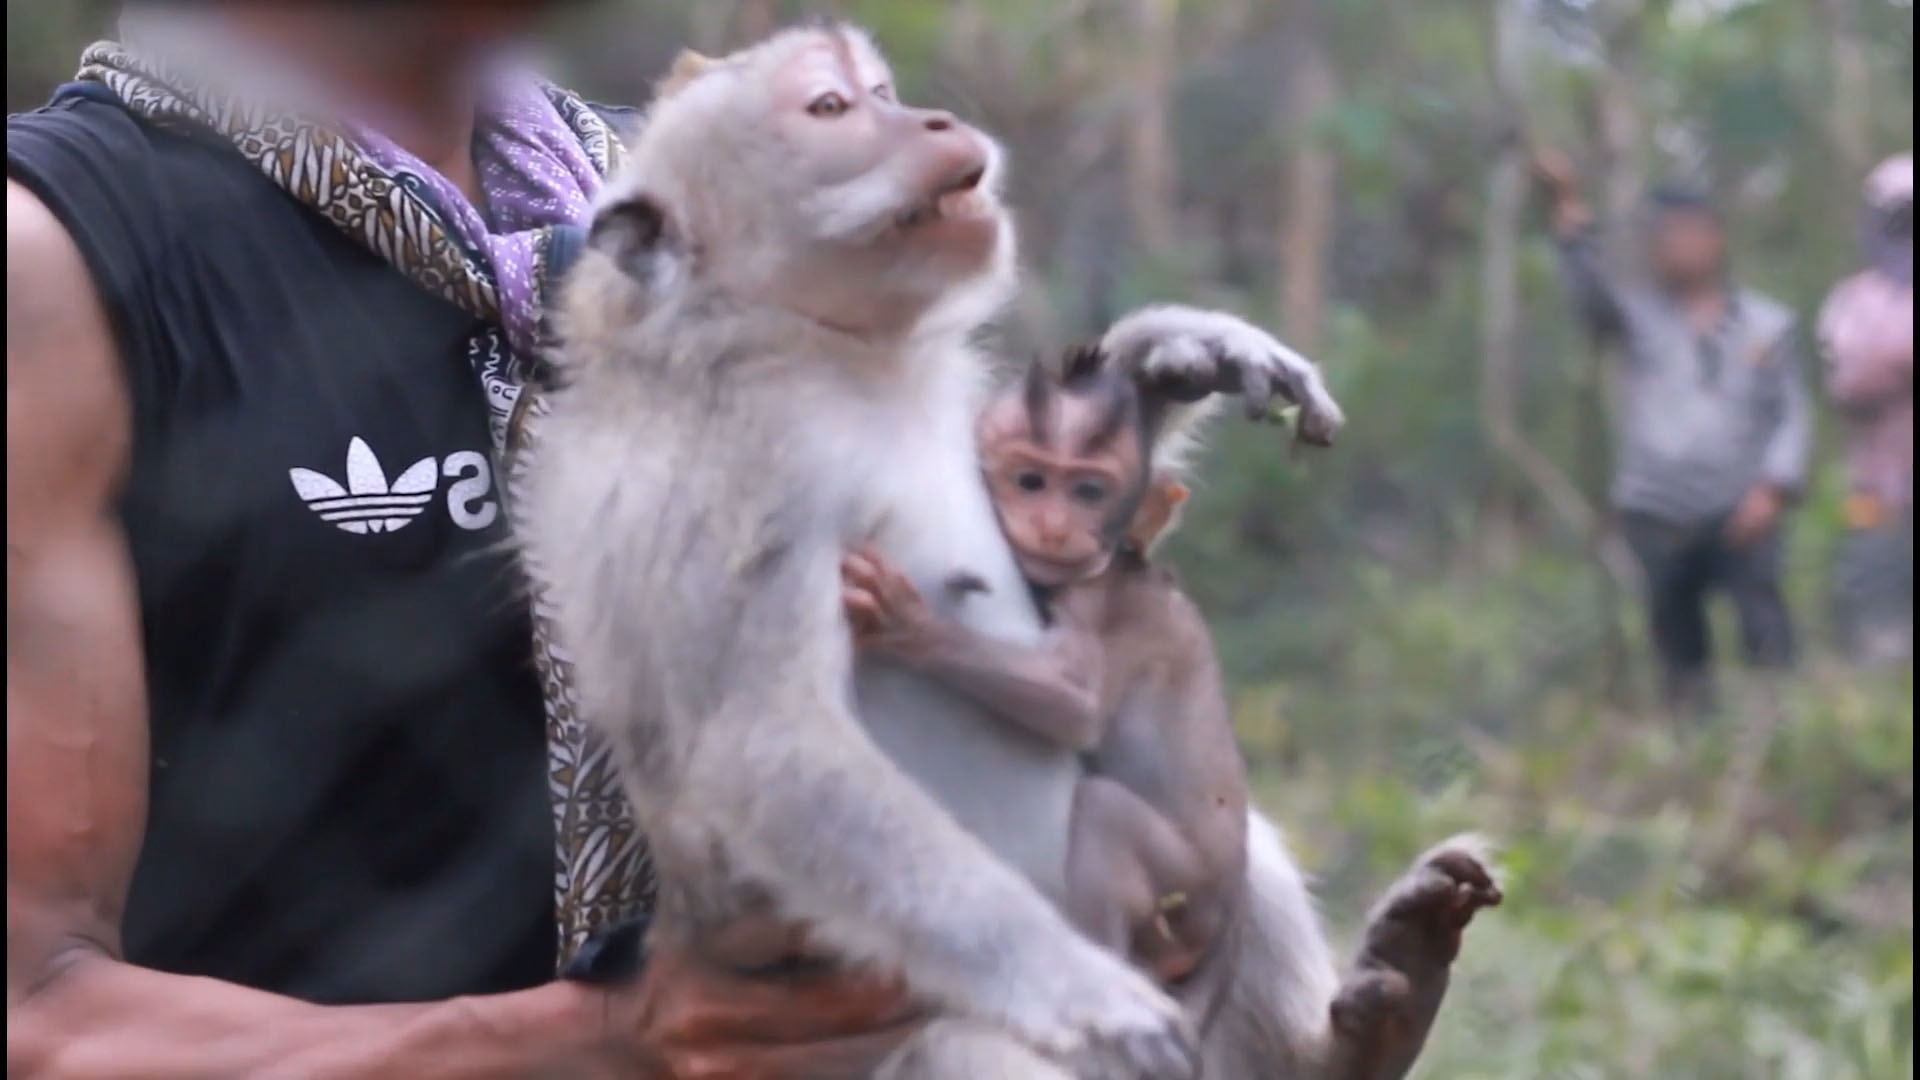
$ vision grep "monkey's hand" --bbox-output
[1327,834,1502,1080]
[842,548,938,658]
[1099,304,1346,447]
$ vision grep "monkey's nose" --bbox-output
[921,110,957,132]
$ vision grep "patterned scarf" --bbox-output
[76,38,653,967]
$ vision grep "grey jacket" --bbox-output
[1556,230,1812,525]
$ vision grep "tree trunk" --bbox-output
[734,0,778,45]
[1126,0,1181,258]
[1479,0,1530,565]
[689,0,738,53]
[1277,5,1335,353]
[1592,6,1652,703]
[1818,0,1872,179]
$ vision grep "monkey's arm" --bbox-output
[1097,305,1345,447]
[567,448,1189,1063]
[892,615,1106,752]
[841,551,1104,750]
[4,182,625,1079]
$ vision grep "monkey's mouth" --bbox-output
[1015,550,1104,588]
[895,167,992,229]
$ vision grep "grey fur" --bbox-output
[519,27,1190,1076]
[515,24,1488,1080]
[1102,304,1349,469]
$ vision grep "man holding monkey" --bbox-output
[7,2,912,1075]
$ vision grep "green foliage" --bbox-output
[1248,634,1913,1078]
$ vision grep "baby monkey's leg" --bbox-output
[1066,776,1216,975]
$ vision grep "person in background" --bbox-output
[7,3,912,1076]
[1531,151,1813,711]
[1818,153,1913,667]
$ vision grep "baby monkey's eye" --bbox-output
[807,92,851,118]
[1070,481,1107,504]
[1016,471,1046,493]
[872,84,895,102]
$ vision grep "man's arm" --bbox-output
[1726,325,1815,547]
[1530,150,1630,342]
[1758,326,1814,500]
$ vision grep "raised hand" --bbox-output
[1098,304,1346,446]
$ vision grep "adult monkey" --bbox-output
[521,23,1495,1078]
[7,3,916,1077]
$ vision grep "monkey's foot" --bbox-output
[1328,835,1502,1080]
[971,935,1198,1080]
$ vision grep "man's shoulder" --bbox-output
[8,82,210,205]
[9,82,145,148]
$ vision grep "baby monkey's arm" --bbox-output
[841,549,1106,751]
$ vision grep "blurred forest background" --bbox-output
[9,0,1914,1075]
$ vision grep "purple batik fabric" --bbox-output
[351,77,601,358]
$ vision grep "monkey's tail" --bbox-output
[1200,809,1343,1079]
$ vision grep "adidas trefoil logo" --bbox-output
[290,437,439,535]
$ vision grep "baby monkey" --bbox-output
[842,344,1248,988]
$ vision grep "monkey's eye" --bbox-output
[807,92,851,118]
[1016,471,1046,493]
[872,84,895,102]
[1070,481,1107,505]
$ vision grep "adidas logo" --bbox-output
[289,437,439,535]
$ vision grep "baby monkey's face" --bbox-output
[977,380,1147,589]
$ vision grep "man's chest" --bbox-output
[123,261,519,611]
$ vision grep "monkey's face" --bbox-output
[977,385,1145,589]
[588,26,1016,337]
[754,30,1011,327]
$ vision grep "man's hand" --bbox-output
[1725,485,1784,547]
[1528,148,1592,236]
[1527,148,1578,200]
[608,929,921,1078]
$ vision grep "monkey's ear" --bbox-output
[588,193,683,284]
[1127,475,1191,555]
[655,49,718,99]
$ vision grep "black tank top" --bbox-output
[7,85,556,1005]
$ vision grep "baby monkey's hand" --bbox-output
[841,549,936,658]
